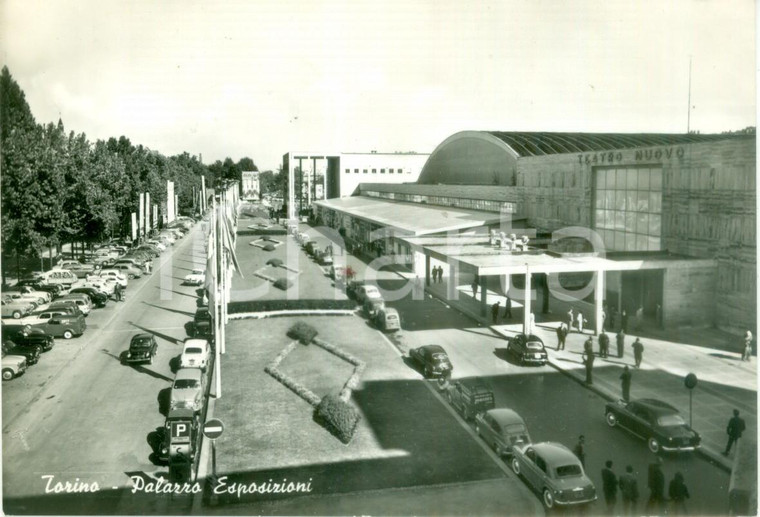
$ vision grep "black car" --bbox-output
[409,344,453,378]
[507,334,548,366]
[2,323,55,352]
[15,280,62,297]
[2,339,41,365]
[193,308,213,338]
[605,398,701,453]
[124,333,158,365]
[69,287,109,308]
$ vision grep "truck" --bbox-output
[446,378,495,420]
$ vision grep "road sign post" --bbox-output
[684,373,698,428]
[203,419,224,479]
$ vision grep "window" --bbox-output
[344,169,350,174]
[354,169,359,173]
[363,169,368,174]
[381,169,386,174]
[372,169,377,173]
[389,168,394,173]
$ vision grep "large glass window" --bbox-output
[594,166,663,251]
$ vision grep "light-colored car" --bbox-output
[511,442,597,508]
[1,298,35,319]
[179,338,211,371]
[147,240,167,252]
[159,232,176,245]
[34,269,78,286]
[170,368,205,412]
[2,351,27,381]
[58,294,92,315]
[3,291,46,307]
[356,284,382,304]
[111,263,143,279]
[374,307,401,332]
[98,270,128,287]
[183,269,205,286]
[9,286,53,304]
[76,278,115,296]
[475,408,532,457]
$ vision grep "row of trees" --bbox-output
[0,66,257,277]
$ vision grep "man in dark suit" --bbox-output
[602,460,618,514]
[723,409,746,456]
[556,323,567,350]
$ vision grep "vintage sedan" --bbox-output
[69,287,109,308]
[475,408,532,457]
[2,351,27,381]
[409,344,453,379]
[97,270,128,287]
[605,398,701,453]
[124,334,158,365]
[183,269,205,286]
[2,339,41,366]
[2,323,55,352]
[180,338,211,371]
[1,298,35,319]
[355,284,382,304]
[170,368,205,413]
[22,311,86,339]
[110,263,143,279]
[511,442,597,508]
[507,333,548,366]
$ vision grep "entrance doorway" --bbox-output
[620,269,663,320]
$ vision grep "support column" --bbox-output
[595,269,604,336]
[447,262,459,300]
[480,275,487,317]
[425,255,431,286]
[523,265,531,334]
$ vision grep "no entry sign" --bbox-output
[203,418,225,440]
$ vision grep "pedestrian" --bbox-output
[656,303,662,328]
[635,305,644,330]
[567,308,574,333]
[742,330,753,361]
[491,301,500,324]
[619,465,639,516]
[472,280,478,298]
[582,346,595,385]
[503,296,512,319]
[573,435,586,467]
[577,311,587,334]
[438,266,443,283]
[556,323,567,350]
[621,310,629,333]
[668,472,690,515]
[599,331,610,358]
[722,409,746,456]
[435,265,441,283]
[616,330,626,358]
[620,365,632,402]
[608,307,616,332]
[646,457,665,514]
[601,308,607,333]
[601,460,618,514]
[632,338,644,368]
[113,283,122,302]
[584,336,593,354]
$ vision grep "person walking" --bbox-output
[742,330,753,361]
[722,409,746,456]
[608,307,617,332]
[635,305,644,331]
[601,460,618,514]
[620,365,632,402]
[491,301,500,324]
[632,338,644,368]
[472,280,478,298]
[601,308,607,333]
[573,435,586,468]
[113,283,122,302]
[436,266,443,283]
[556,323,567,350]
[577,311,587,334]
[619,465,639,516]
[567,308,575,334]
[646,457,666,514]
[616,330,626,358]
[621,310,629,333]
[599,332,610,358]
[582,346,595,385]
[668,472,690,515]
[503,296,512,319]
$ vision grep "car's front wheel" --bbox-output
[128,274,135,279]
[62,330,74,340]
[648,437,661,454]
[511,458,521,475]
[12,311,21,319]
[2,368,15,381]
[606,412,618,427]
[543,488,555,508]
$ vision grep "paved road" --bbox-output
[2,227,207,514]
[379,275,732,515]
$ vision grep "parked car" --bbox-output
[373,307,401,332]
[97,269,128,287]
[56,262,94,278]
[2,323,55,352]
[2,291,45,307]
[355,284,382,304]
[363,297,385,319]
[34,269,78,287]
[183,269,205,286]
[2,350,27,381]
[22,311,86,339]
[317,249,333,265]
[47,300,87,317]
[2,339,41,366]
[409,344,453,378]
[507,334,548,366]
[193,308,213,337]
[179,338,211,371]
[135,245,160,257]
[1,298,35,319]
[475,408,532,457]
[15,280,62,298]
[170,368,205,412]
[124,333,158,365]
[511,442,597,508]
[446,378,495,420]
[605,398,701,453]
[304,241,318,256]
[69,287,109,308]
[5,287,51,305]
[146,240,167,252]
[111,263,143,279]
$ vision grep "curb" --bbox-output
[228,309,357,320]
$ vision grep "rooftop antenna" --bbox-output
[687,56,692,133]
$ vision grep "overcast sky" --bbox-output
[1,0,755,172]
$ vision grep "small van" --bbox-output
[374,307,401,332]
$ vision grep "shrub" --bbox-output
[287,321,318,344]
[228,299,355,313]
[273,278,293,290]
[263,243,276,252]
[266,258,284,267]
[315,394,361,444]
[237,229,287,236]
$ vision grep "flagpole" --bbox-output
[214,197,222,398]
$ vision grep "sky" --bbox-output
[1,0,756,172]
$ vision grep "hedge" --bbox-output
[237,229,287,236]
[263,243,276,252]
[266,258,284,267]
[287,321,318,344]
[315,394,361,444]
[228,299,356,313]
[273,278,293,290]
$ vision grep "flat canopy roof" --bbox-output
[315,197,504,236]
[402,235,715,275]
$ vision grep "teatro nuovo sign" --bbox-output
[578,146,685,165]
